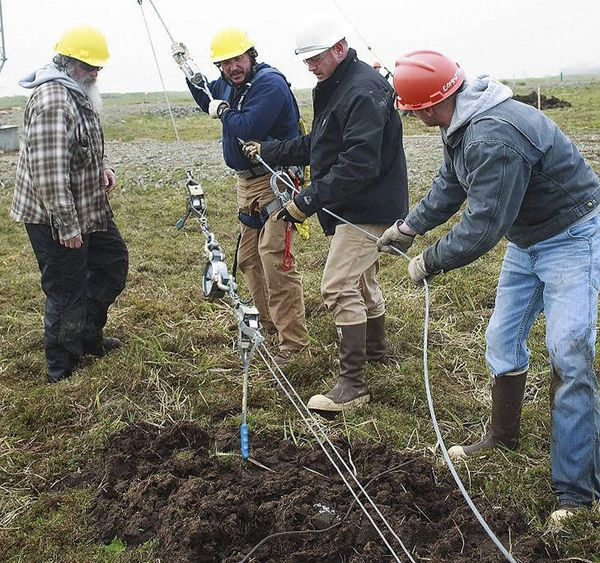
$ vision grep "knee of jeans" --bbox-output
[547,330,594,375]
[485,323,502,359]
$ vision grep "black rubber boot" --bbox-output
[83,336,123,357]
[307,323,370,413]
[448,372,527,459]
[366,314,388,364]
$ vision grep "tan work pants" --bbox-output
[321,223,388,326]
[237,174,308,351]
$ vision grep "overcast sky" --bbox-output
[1,0,599,98]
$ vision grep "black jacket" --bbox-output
[261,49,408,235]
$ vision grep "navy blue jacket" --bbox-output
[187,63,299,170]
[260,49,408,235]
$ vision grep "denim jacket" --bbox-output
[406,76,600,273]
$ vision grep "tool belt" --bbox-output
[238,198,282,229]
[236,164,269,179]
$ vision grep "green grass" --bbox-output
[1,76,600,561]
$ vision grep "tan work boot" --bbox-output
[548,503,600,530]
[448,372,527,460]
[366,314,388,364]
[307,323,370,413]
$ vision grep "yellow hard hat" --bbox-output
[55,25,109,67]
[210,27,253,63]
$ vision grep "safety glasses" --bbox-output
[78,61,103,73]
[303,48,332,66]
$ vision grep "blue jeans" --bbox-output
[486,215,600,506]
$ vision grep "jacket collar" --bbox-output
[314,48,357,96]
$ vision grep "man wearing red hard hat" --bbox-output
[377,50,600,526]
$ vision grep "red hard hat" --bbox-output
[393,50,465,111]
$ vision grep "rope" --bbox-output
[135,3,515,559]
[328,0,395,78]
[253,154,518,563]
[136,1,190,169]
[282,223,293,271]
[257,345,414,563]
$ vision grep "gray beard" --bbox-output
[63,61,103,112]
[79,80,103,113]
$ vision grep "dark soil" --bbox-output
[73,422,559,562]
[513,92,572,109]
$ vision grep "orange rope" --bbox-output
[282,222,293,271]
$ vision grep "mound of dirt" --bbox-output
[513,92,572,109]
[75,422,558,562]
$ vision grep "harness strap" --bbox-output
[238,198,282,230]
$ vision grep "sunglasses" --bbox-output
[78,61,103,72]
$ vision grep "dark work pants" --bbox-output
[25,220,129,380]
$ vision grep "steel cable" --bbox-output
[257,345,414,563]
[135,2,516,558]
[252,155,517,562]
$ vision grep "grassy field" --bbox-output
[1,76,600,561]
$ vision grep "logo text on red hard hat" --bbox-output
[442,68,461,93]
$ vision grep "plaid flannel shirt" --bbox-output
[11,81,112,240]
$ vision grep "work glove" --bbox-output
[377,220,415,255]
[242,140,261,162]
[171,42,190,65]
[408,253,436,284]
[276,200,306,224]
[208,99,230,119]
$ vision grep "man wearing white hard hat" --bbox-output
[244,13,409,413]
[11,26,128,383]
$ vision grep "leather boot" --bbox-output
[448,372,527,460]
[366,314,388,364]
[307,323,370,413]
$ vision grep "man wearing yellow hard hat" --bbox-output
[10,26,129,383]
[171,28,308,366]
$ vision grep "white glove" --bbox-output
[377,220,415,255]
[208,99,230,119]
[408,253,436,284]
[171,42,190,65]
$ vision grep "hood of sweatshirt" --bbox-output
[19,63,85,96]
[444,75,513,139]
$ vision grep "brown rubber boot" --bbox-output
[307,323,370,413]
[366,314,388,364]
[448,372,527,460]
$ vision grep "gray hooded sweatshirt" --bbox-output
[405,75,600,273]
[19,63,87,94]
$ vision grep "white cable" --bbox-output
[329,0,394,77]
[137,1,189,164]
[257,345,414,563]
[252,153,517,562]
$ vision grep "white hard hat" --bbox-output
[294,12,351,59]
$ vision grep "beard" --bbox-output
[78,77,103,113]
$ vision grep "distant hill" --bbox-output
[561,64,600,76]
